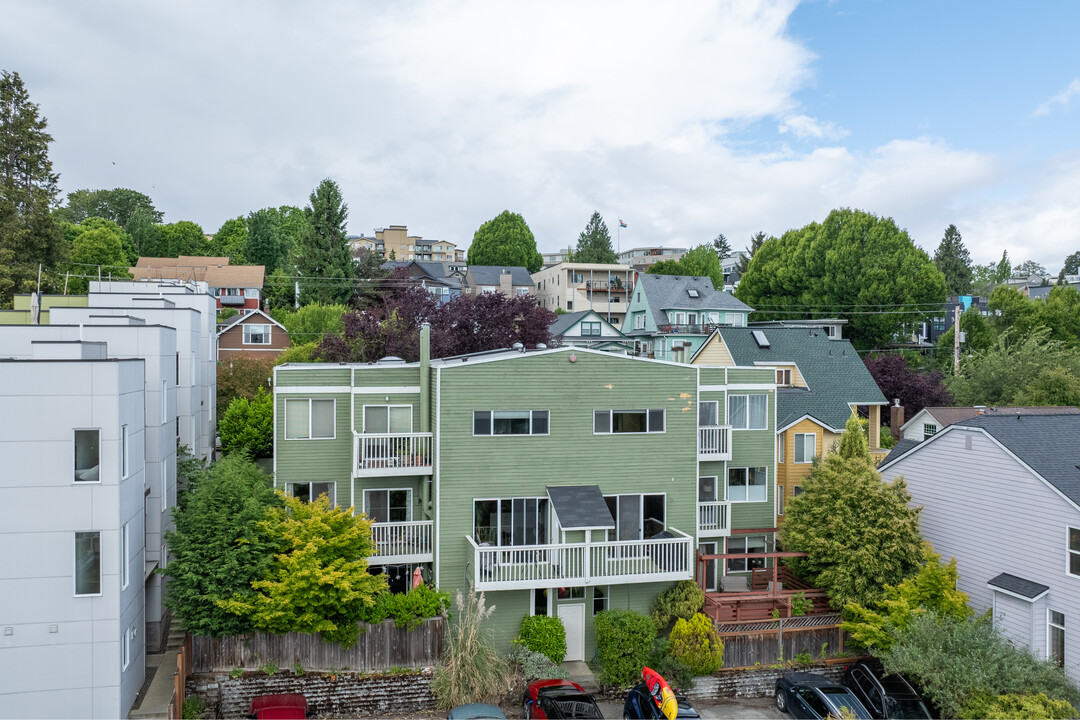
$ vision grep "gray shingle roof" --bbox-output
[711,327,887,432]
[548,310,595,336]
[547,485,615,529]
[636,274,753,328]
[468,266,533,286]
[960,414,1080,506]
[987,572,1050,599]
[880,438,921,465]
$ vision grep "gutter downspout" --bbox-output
[420,323,432,525]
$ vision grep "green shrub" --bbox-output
[960,693,1077,720]
[517,615,567,664]
[594,609,657,688]
[790,592,813,617]
[218,387,273,457]
[182,696,205,719]
[648,638,694,690]
[358,584,451,630]
[509,643,570,683]
[669,613,724,676]
[651,580,705,630]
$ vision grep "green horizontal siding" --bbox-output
[698,367,727,386]
[727,368,773,384]
[274,393,352,487]
[353,366,421,386]
[276,367,351,386]
[352,394,421,433]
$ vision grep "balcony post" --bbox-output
[584,534,591,583]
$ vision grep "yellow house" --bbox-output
[691,323,888,526]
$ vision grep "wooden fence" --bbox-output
[716,614,850,669]
[167,634,193,720]
[191,617,445,674]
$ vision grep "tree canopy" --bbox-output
[1057,250,1080,283]
[63,218,134,292]
[295,179,355,305]
[933,224,973,295]
[210,217,247,264]
[863,353,952,421]
[467,210,542,273]
[148,220,207,257]
[735,209,947,351]
[56,187,163,227]
[712,233,731,261]
[734,231,767,275]
[648,243,726,290]
[572,212,617,264]
[947,327,1080,407]
[1013,259,1048,278]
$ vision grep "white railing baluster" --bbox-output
[355,433,434,476]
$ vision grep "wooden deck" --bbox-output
[697,548,833,623]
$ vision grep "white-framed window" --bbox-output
[121,425,129,478]
[594,409,665,434]
[161,380,167,424]
[473,497,549,546]
[74,429,100,483]
[364,405,412,434]
[581,321,601,336]
[160,463,167,512]
[161,542,168,569]
[593,586,609,615]
[634,313,646,330]
[794,433,816,463]
[515,287,530,296]
[776,368,792,386]
[1048,610,1065,667]
[121,626,131,671]
[364,488,412,523]
[473,410,549,436]
[777,487,785,515]
[291,481,336,506]
[121,522,129,589]
[74,531,102,596]
[778,432,785,463]
[923,423,938,440]
[243,324,271,345]
[729,395,768,430]
[698,401,719,427]
[728,467,768,503]
[726,535,767,572]
[284,398,335,439]
[604,493,667,540]
[699,476,718,502]
[1068,527,1080,577]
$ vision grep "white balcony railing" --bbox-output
[371,520,433,564]
[697,500,732,536]
[698,425,732,460]
[354,433,433,477]
[466,529,693,591]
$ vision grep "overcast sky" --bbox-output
[4,0,1079,270]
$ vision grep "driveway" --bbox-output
[597,695,787,719]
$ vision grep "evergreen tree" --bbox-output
[0,70,65,306]
[296,178,355,305]
[467,210,543,273]
[995,250,1011,283]
[572,212,617,263]
[244,209,282,271]
[125,206,160,259]
[1057,251,1080,284]
[712,233,731,260]
[734,231,767,274]
[933,224,973,295]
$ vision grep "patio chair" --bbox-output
[721,575,749,593]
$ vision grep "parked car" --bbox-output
[247,693,309,719]
[523,679,604,719]
[449,703,507,719]
[843,661,932,719]
[623,681,700,718]
[775,672,872,720]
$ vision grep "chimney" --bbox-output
[419,323,431,433]
[890,398,904,442]
[499,269,513,296]
[974,405,986,415]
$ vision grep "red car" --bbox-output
[522,679,603,719]
[247,694,309,719]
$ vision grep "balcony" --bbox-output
[656,322,732,334]
[698,425,732,460]
[353,433,433,478]
[465,529,693,591]
[219,293,246,306]
[371,520,433,564]
[697,500,731,537]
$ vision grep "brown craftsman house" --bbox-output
[217,309,290,359]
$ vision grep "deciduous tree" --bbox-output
[1013,259,1048,278]
[648,244,726,290]
[218,388,273,458]
[56,187,163,227]
[216,351,275,416]
[933,224,973,295]
[572,212,617,264]
[152,220,207,257]
[210,217,247,265]
[863,354,952,419]
[295,179,355,305]
[466,210,542,273]
[947,327,1080,406]
[63,218,134,292]
[735,231,767,275]
[1057,251,1080,284]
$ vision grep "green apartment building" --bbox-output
[273,328,777,658]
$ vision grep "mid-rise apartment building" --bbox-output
[532,262,635,326]
[617,246,688,269]
[350,226,458,263]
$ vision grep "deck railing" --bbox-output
[698,425,732,459]
[354,432,433,477]
[697,500,732,535]
[370,520,433,563]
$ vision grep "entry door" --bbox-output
[700,542,718,592]
[558,603,586,662]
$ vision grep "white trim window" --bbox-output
[473,498,549,546]
[121,425,129,478]
[698,401,719,427]
[604,493,666,540]
[364,488,412,523]
[793,485,803,497]
[923,423,938,440]
[729,395,767,430]
[593,586,609,615]
[1069,527,1080,577]
[777,487,785,516]
[161,542,168,569]
[243,324,272,345]
[594,409,665,434]
[634,313,646,330]
[776,368,792,386]
[364,405,412,434]
[581,321,601,336]
[284,398,335,439]
[794,433,816,464]
[778,432,785,464]
[473,410,549,436]
[74,429,101,483]
[1048,610,1065,667]
[121,522,129,590]
[74,531,102,596]
[161,463,167,512]
[727,535,767,573]
[728,467,768,503]
[121,626,131,671]
[291,481,336,506]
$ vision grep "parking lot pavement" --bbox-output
[598,695,786,719]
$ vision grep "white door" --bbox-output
[558,603,586,662]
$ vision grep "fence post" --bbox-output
[838,626,844,656]
[778,616,784,661]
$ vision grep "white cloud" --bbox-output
[778,114,849,141]
[1032,78,1080,117]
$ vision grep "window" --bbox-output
[687,289,700,298]
[473,498,549,546]
[593,586,609,615]
[778,432,785,463]
[243,324,271,345]
[161,463,167,511]
[604,494,666,540]
[292,481,335,506]
[728,395,768,430]
[365,489,411,523]
[581,321,601,336]
[777,487,785,515]
[634,313,646,330]
[794,433,816,463]
[728,467,768,503]
[726,535,766,572]
[794,485,803,497]
[699,476,717,502]
[594,409,665,434]
[776,368,792,386]
[473,410,549,436]
[161,542,167,569]
[698,401,718,427]
[121,626,131,671]
[74,429,100,482]
[558,587,585,600]
[285,398,335,439]
[364,405,412,434]
[1048,610,1065,667]
[161,380,167,424]
[74,531,101,596]
[121,425,129,478]
[121,522,129,589]
[1069,527,1080,576]
[923,423,938,440]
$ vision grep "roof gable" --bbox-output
[217,308,287,336]
[635,274,752,329]
[467,266,532,286]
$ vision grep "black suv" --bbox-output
[775,672,873,720]
[843,661,932,719]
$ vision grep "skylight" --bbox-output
[687,289,700,298]
[751,330,770,348]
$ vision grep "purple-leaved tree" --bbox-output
[864,354,952,423]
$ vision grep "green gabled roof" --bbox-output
[706,327,886,432]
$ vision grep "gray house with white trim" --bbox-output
[879,414,1080,682]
